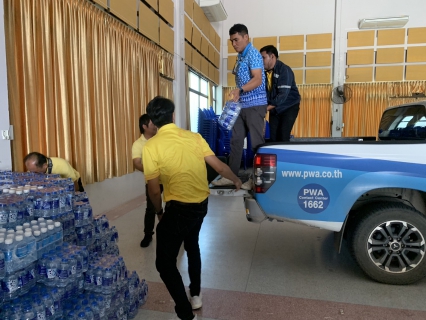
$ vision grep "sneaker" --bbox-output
[190,294,202,310]
[241,178,253,190]
[211,177,233,187]
[140,234,152,247]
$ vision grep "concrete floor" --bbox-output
[109,195,426,320]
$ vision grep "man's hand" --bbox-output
[233,178,242,191]
[230,88,240,102]
[267,105,276,111]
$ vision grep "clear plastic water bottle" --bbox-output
[21,303,36,320]
[90,301,101,320]
[56,258,70,287]
[94,267,103,293]
[40,227,49,255]
[46,256,58,286]
[3,238,15,273]
[1,269,20,300]
[15,234,28,270]
[40,191,52,218]
[0,239,5,279]
[33,230,43,259]
[47,225,56,252]
[68,254,78,279]
[51,191,60,217]
[18,267,30,295]
[74,203,84,228]
[50,287,63,320]
[42,291,56,319]
[33,298,46,320]
[102,267,113,294]
[54,222,63,247]
[26,261,37,288]
[24,230,37,265]
[8,203,18,229]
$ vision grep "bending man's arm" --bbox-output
[230,68,263,102]
[205,155,242,190]
[133,158,144,172]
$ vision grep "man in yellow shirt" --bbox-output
[24,152,84,191]
[132,114,160,247]
[143,97,242,320]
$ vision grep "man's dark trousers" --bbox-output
[269,103,300,142]
[156,198,208,320]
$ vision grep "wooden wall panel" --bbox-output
[280,53,304,68]
[208,44,215,63]
[293,69,303,84]
[185,42,192,66]
[209,25,216,44]
[375,66,403,81]
[253,37,277,51]
[406,65,426,80]
[227,56,237,71]
[93,0,108,9]
[110,0,137,29]
[407,47,426,63]
[145,0,158,11]
[184,0,193,18]
[227,72,236,87]
[160,19,174,54]
[306,52,332,67]
[214,51,220,68]
[193,2,204,30]
[184,16,192,41]
[306,33,332,49]
[192,26,202,51]
[377,29,405,46]
[215,33,221,51]
[408,27,426,44]
[347,49,375,65]
[139,2,159,43]
[159,0,174,26]
[376,48,405,64]
[279,35,304,51]
[201,36,209,57]
[305,69,331,84]
[208,63,215,82]
[347,30,375,47]
[346,67,373,83]
[214,68,219,85]
[201,16,210,39]
[192,49,201,72]
[201,58,209,77]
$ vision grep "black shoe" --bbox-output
[140,234,153,247]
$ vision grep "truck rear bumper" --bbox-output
[245,197,267,223]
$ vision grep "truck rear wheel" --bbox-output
[351,202,426,285]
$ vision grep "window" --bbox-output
[188,70,217,132]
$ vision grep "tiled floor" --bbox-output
[109,195,426,320]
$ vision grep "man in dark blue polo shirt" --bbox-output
[212,24,267,190]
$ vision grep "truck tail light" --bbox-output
[253,154,276,193]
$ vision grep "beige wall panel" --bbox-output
[209,25,216,44]
[215,33,221,51]
[408,27,426,44]
[160,20,174,54]
[305,69,331,84]
[346,67,373,83]
[406,65,426,80]
[306,51,332,67]
[201,16,210,39]
[201,36,209,57]
[192,26,202,51]
[347,30,375,47]
[185,42,192,66]
[214,68,220,85]
[110,0,137,29]
[139,2,159,43]
[184,0,193,18]
[208,44,215,63]
[214,51,220,68]
[306,33,332,49]
[227,73,236,87]
[347,49,375,65]
[159,0,174,26]
[93,0,108,9]
[201,58,209,77]
[145,0,158,11]
[227,56,238,71]
[253,37,277,51]
[407,47,426,63]
[376,47,405,64]
[280,53,304,68]
[377,29,405,46]
[193,2,204,30]
[185,16,192,41]
[208,63,215,81]
[375,66,403,81]
[293,69,303,85]
[279,35,304,51]
[192,49,201,72]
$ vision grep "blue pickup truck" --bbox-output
[217,101,426,285]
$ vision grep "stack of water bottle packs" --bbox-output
[198,106,218,153]
[0,170,148,319]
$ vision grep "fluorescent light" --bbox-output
[358,16,409,29]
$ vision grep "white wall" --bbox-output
[0,3,12,170]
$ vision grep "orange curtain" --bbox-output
[343,81,426,137]
[159,76,174,100]
[5,0,163,184]
[222,87,237,107]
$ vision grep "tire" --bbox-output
[351,202,426,285]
